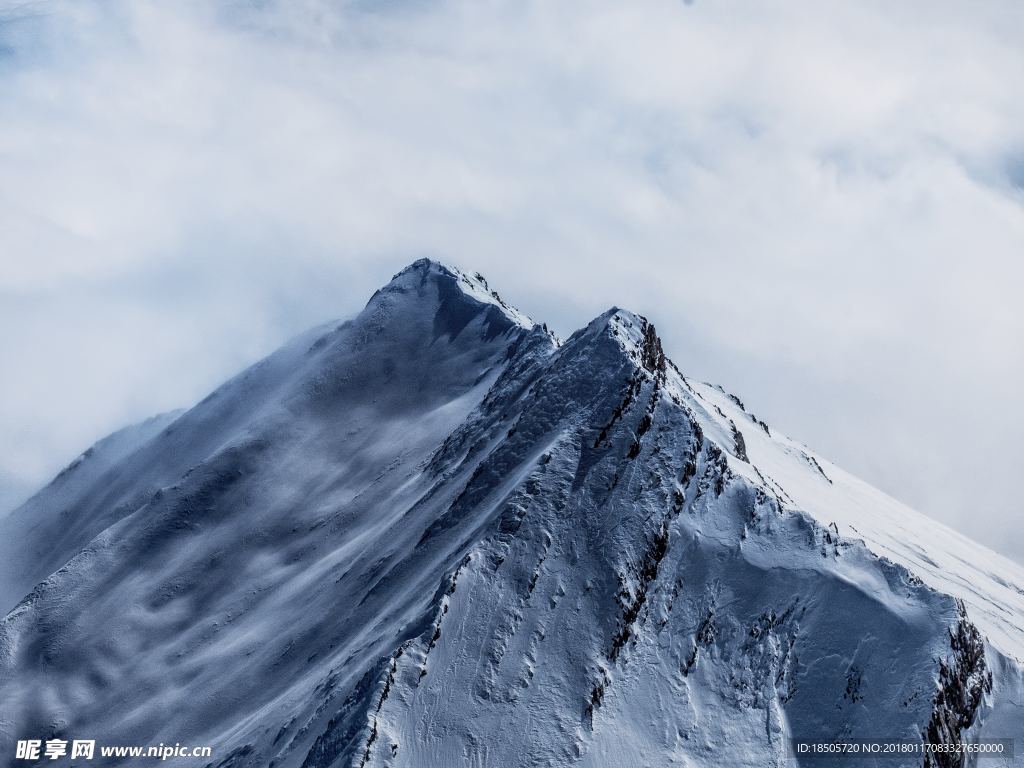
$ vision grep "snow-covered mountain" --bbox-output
[1,259,1021,767]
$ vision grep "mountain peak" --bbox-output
[375,259,536,334]
[2,262,1022,768]
[568,306,667,377]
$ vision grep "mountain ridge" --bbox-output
[1,259,1021,767]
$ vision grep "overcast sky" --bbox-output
[1,0,1022,561]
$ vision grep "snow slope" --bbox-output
[0,259,1020,768]
[0,410,183,614]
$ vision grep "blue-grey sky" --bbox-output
[1,0,1022,561]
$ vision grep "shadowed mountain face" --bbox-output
[1,260,1022,768]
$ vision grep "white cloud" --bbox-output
[1,0,1022,558]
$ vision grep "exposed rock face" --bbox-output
[924,601,995,768]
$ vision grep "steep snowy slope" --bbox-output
[0,410,182,613]
[1,260,1021,768]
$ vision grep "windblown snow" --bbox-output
[1,259,1021,768]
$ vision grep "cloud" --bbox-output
[1,0,1022,559]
